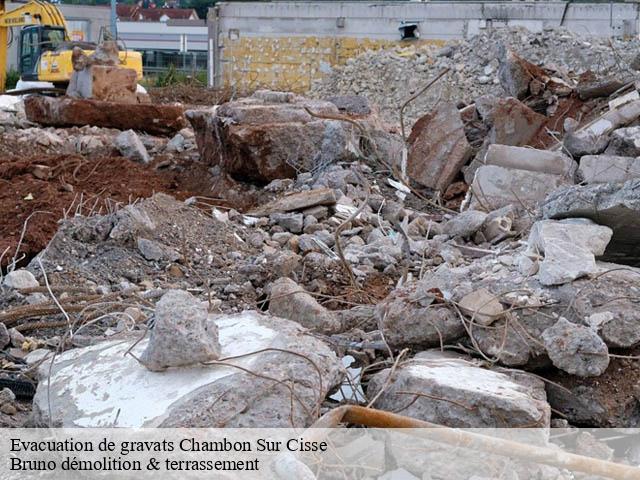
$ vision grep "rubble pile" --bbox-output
[2,28,640,467]
[311,27,640,125]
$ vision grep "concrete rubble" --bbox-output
[3,25,640,442]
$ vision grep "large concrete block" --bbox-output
[32,311,342,427]
[24,96,186,136]
[368,351,550,428]
[467,165,570,211]
[406,101,472,192]
[484,144,576,178]
[542,179,640,265]
[579,155,640,183]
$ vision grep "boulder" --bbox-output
[541,317,609,377]
[441,210,487,238]
[368,350,550,428]
[526,219,612,285]
[467,165,570,212]
[268,278,341,333]
[140,290,221,371]
[406,102,472,191]
[32,311,342,427]
[542,179,640,265]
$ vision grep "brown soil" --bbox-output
[148,84,233,107]
[0,153,215,268]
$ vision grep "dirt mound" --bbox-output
[0,154,211,268]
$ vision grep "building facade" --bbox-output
[208,1,640,92]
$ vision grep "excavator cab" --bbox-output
[18,25,65,80]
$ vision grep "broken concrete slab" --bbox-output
[140,290,221,371]
[579,155,640,183]
[467,165,571,212]
[187,91,400,183]
[498,47,550,100]
[268,277,341,333]
[368,351,550,428]
[482,97,547,147]
[248,189,337,217]
[406,101,472,192]
[483,144,576,178]
[115,129,150,163]
[541,318,609,377]
[136,238,179,262]
[68,65,139,104]
[24,96,186,136]
[526,219,613,285]
[542,179,640,265]
[0,323,9,350]
[458,288,504,326]
[605,126,640,157]
[375,281,465,348]
[32,311,342,427]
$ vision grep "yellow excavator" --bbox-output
[0,0,142,92]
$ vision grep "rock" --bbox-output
[406,102,472,191]
[526,219,612,285]
[8,328,25,347]
[2,269,39,289]
[542,179,640,265]
[187,91,398,183]
[32,311,342,427]
[482,144,576,178]
[563,130,609,157]
[68,65,138,104]
[441,210,487,238]
[25,96,187,136]
[269,251,301,278]
[541,318,609,377]
[140,290,221,371]
[605,126,640,157]
[136,238,179,262]
[459,288,504,326]
[0,403,16,415]
[498,47,548,99]
[375,281,465,348]
[467,165,570,212]
[268,278,340,333]
[166,133,186,152]
[481,205,517,242]
[368,351,550,428]
[579,155,640,183]
[248,188,337,216]
[0,387,16,405]
[482,97,547,146]
[270,213,304,234]
[0,323,9,350]
[115,130,150,164]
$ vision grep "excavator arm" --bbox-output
[0,0,69,90]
